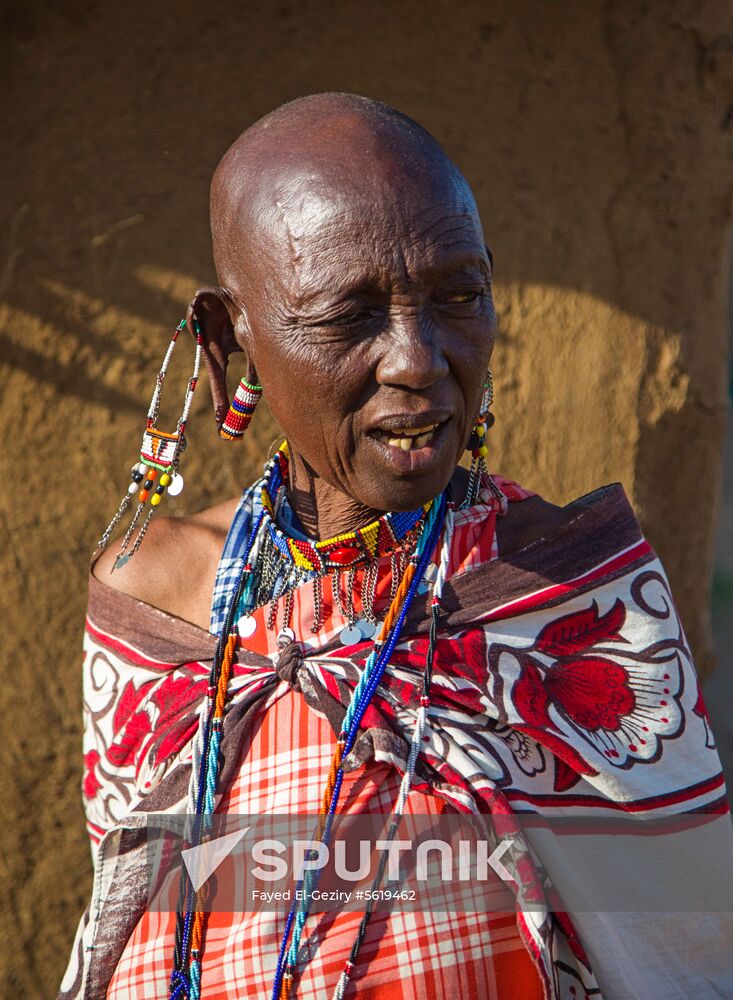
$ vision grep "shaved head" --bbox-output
[196,92,494,521]
[210,92,476,295]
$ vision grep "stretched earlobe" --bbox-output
[186,286,254,428]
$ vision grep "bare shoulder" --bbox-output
[495,494,579,556]
[92,496,241,629]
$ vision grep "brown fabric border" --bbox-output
[407,482,644,634]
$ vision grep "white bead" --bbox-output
[138,462,148,474]
[167,474,184,497]
[237,615,257,638]
[127,481,139,494]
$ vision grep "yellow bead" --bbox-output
[476,425,486,438]
[150,493,162,507]
[478,445,488,458]
[160,473,171,486]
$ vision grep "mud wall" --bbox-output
[2,1,732,992]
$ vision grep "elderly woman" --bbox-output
[60,94,731,1000]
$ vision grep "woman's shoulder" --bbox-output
[91,495,242,630]
[495,492,576,555]
[489,473,635,558]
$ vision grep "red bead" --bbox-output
[328,545,360,565]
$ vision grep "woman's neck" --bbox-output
[283,446,468,540]
[285,447,384,541]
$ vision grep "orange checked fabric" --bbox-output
[108,682,544,999]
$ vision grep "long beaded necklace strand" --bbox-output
[167,452,447,999]
[272,495,448,1000]
[169,504,267,1000]
[170,498,442,999]
[331,504,454,1000]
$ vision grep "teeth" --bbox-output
[391,423,437,436]
[380,422,440,451]
[386,430,436,451]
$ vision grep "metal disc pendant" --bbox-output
[167,474,184,497]
[340,624,363,647]
[276,626,296,649]
[419,562,437,595]
[237,615,257,638]
[357,618,377,639]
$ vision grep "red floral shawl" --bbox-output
[59,480,732,1000]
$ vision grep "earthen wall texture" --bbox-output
[2,1,732,992]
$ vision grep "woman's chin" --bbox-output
[365,418,454,472]
[356,433,459,511]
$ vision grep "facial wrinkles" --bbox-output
[217,134,493,524]
[250,198,490,447]
[280,218,487,322]
[255,161,479,292]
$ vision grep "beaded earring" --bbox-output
[217,372,262,440]
[96,318,203,568]
[464,369,495,506]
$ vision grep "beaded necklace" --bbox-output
[238,443,432,644]
[168,449,452,1000]
[274,500,455,1000]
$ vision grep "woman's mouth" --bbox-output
[372,423,440,451]
[366,417,453,476]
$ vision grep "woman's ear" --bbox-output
[187,287,249,430]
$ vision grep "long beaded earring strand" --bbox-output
[96,318,203,567]
[464,369,495,508]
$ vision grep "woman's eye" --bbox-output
[440,290,484,305]
[329,309,377,327]
[333,311,368,325]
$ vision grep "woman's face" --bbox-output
[234,165,496,513]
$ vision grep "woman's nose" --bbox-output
[374,310,449,391]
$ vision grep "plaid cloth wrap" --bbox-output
[60,475,733,999]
